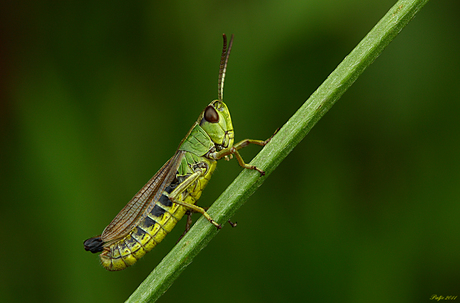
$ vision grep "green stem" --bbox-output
[126,0,429,301]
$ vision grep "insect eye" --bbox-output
[204,106,219,123]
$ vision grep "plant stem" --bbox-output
[125,0,429,301]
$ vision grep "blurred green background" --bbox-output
[1,1,459,302]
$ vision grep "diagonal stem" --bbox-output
[126,0,430,301]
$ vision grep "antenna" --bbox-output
[217,33,234,101]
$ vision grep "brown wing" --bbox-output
[101,151,185,243]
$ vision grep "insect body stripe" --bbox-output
[151,204,166,217]
[159,194,173,207]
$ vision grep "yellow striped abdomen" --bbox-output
[100,159,217,271]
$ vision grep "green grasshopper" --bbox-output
[84,34,271,271]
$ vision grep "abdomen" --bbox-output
[100,160,217,271]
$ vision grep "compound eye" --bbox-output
[204,105,219,123]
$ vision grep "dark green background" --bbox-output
[1,1,459,302]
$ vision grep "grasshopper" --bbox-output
[84,34,271,271]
